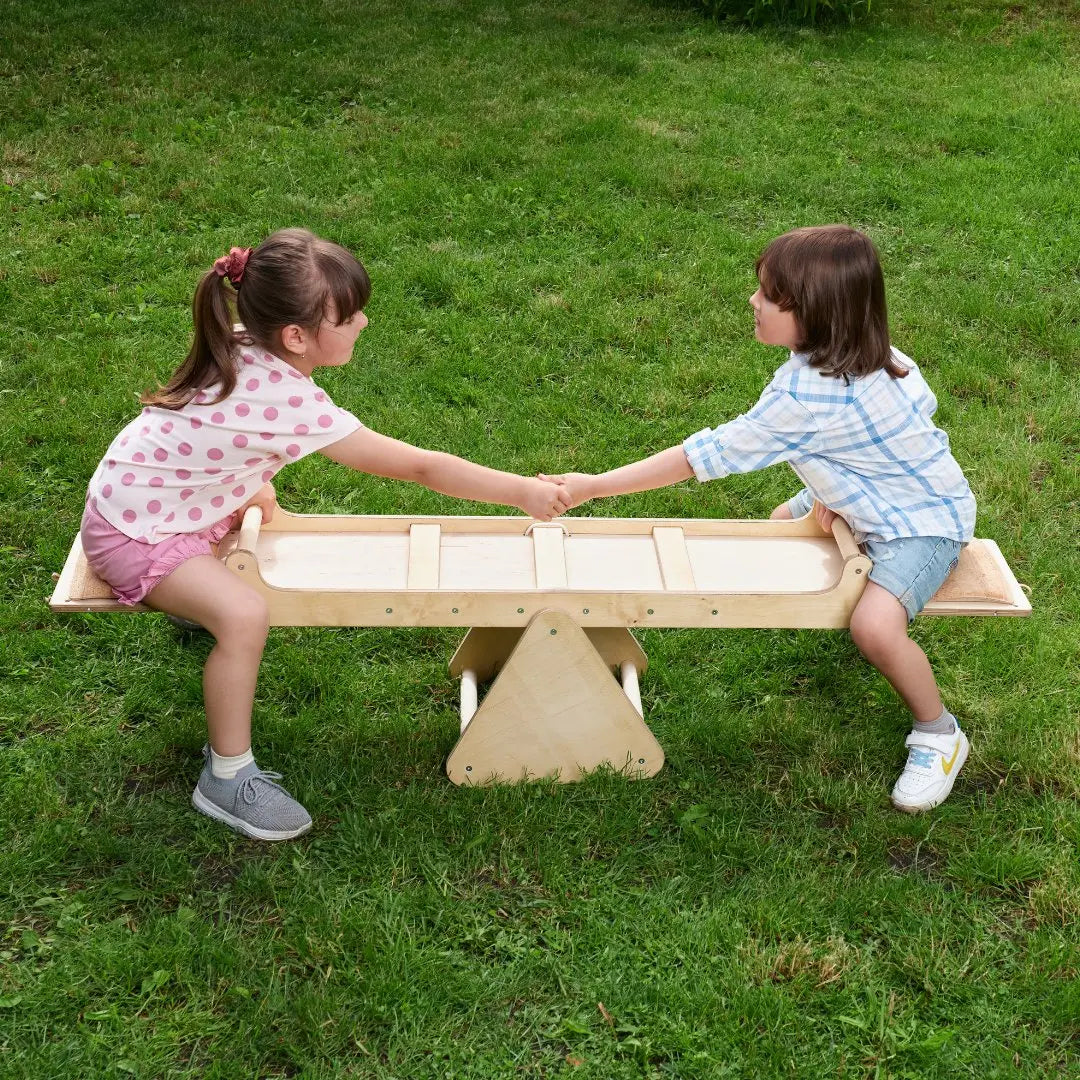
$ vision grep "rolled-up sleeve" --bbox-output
[682,389,819,482]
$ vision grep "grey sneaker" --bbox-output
[192,748,312,841]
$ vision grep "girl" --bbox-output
[82,227,571,841]
[543,225,976,813]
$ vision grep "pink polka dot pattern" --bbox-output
[314,391,326,402]
[233,434,248,448]
[102,483,113,498]
[154,448,168,462]
[180,488,194,501]
[289,396,303,408]
[207,447,224,461]
[318,415,333,428]
[188,507,203,521]
[264,406,278,421]
[149,476,164,488]
[246,378,260,392]
[235,403,250,417]
[123,509,137,523]
[133,452,146,463]
[107,459,116,469]
[260,432,274,441]
[232,485,246,498]
[262,470,275,483]
[178,442,192,456]
[211,495,225,508]
[147,500,161,514]
[286,444,301,458]
[243,354,255,365]
[244,457,261,467]
[263,353,274,362]
[122,472,136,486]
[206,467,222,476]
[176,468,191,480]
[294,424,309,435]
[161,421,174,434]
[190,417,203,429]
[269,371,283,384]
[211,411,225,424]
[165,512,175,523]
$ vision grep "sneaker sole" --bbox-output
[891,733,970,814]
[192,786,312,841]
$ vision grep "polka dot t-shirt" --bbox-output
[88,348,362,542]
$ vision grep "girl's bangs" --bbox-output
[320,253,372,326]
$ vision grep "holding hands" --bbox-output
[522,476,575,522]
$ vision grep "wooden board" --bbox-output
[49,509,1030,624]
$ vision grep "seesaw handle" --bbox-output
[237,506,264,556]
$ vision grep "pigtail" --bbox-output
[141,269,240,410]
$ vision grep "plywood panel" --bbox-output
[565,536,664,591]
[407,524,441,590]
[439,535,535,591]
[687,536,843,594]
[257,533,409,591]
[532,525,568,589]
[652,526,696,591]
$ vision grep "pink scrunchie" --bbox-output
[213,246,253,286]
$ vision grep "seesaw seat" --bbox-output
[50,508,1029,785]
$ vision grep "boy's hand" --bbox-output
[521,477,574,522]
[242,481,278,524]
[536,472,594,510]
[812,500,838,533]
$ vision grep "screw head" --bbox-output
[647,608,654,615]
[386,607,393,613]
[465,765,472,772]
[550,628,557,635]
[517,608,524,613]
[452,607,459,613]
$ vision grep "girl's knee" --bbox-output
[770,503,793,520]
[214,591,269,646]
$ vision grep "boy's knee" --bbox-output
[770,503,793,520]
[849,609,898,661]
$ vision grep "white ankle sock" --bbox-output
[211,748,255,779]
[914,707,956,736]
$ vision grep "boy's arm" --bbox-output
[540,445,693,509]
[320,426,571,521]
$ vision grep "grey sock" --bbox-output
[914,707,956,735]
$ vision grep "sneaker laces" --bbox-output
[238,770,289,805]
[906,747,936,771]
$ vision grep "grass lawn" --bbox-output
[2,0,1079,1075]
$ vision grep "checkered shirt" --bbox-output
[682,349,976,543]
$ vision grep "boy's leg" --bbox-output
[145,556,311,840]
[849,582,941,722]
[849,582,967,812]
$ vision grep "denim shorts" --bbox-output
[784,488,962,622]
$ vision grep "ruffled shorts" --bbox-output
[80,499,238,606]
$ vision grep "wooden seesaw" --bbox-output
[50,507,1029,785]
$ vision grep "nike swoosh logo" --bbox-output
[941,738,962,775]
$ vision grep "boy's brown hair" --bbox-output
[143,228,371,409]
[755,225,906,380]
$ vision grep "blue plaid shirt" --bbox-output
[682,349,976,543]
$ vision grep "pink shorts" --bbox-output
[80,500,239,606]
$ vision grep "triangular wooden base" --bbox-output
[446,610,664,786]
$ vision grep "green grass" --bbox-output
[2,0,1079,1075]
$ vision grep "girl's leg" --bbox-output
[848,582,941,722]
[144,555,268,756]
[144,556,311,840]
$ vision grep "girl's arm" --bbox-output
[540,445,694,509]
[320,427,572,521]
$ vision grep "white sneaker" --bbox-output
[891,726,969,813]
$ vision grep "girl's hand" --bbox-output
[521,477,574,522]
[242,482,278,524]
[813,500,838,533]
[536,472,594,510]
